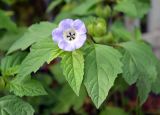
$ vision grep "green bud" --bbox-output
[87,24,94,36]
[103,5,111,18]
[93,32,114,44]
[95,5,111,18]
[85,17,107,37]
[0,77,5,90]
[95,5,103,17]
[93,18,107,37]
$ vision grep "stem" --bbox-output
[136,98,141,115]
[120,91,125,108]
[87,34,96,44]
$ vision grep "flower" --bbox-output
[52,19,87,51]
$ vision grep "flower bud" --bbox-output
[95,5,111,18]
[93,18,107,37]
[103,5,111,18]
[95,5,104,17]
[93,32,114,44]
[87,23,94,36]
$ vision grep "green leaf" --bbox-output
[61,50,84,95]
[49,62,65,84]
[46,0,63,13]
[152,61,160,94]
[18,39,62,78]
[100,106,128,115]
[0,28,26,51]
[0,52,27,76]
[134,27,142,41]
[0,95,34,115]
[71,0,100,15]
[8,22,56,54]
[52,84,86,114]
[114,0,150,18]
[84,44,123,108]
[9,76,47,97]
[120,41,157,104]
[0,10,17,32]
[111,21,132,41]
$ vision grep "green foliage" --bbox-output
[134,27,142,41]
[0,10,17,32]
[49,62,65,84]
[17,39,62,78]
[52,84,86,114]
[0,28,26,51]
[84,44,123,108]
[0,77,5,89]
[152,61,160,94]
[0,52,26,77]
[111,21,132,41]
[46,0,63,13]
[8,22,56,54]
[61,50,84,95]
[2,0,14,5]
[9,76,47,97]
[1,0,159,114]
[100,106,128,115]
[120,41,157,104]
[0,95,34,115]
[71,0,100,15]
[114,0,151,18]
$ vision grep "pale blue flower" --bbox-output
[52,19,87,51]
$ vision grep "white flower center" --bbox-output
[63,29,77,42]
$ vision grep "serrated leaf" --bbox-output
[84,44,123,108]
[8,22,56,54]
[120,41,157,104]
[0,95,34,115]
[136,75,151,104]
[0,10,17,32]
[9,76,47,97]
[18,39,62,78]
[61,50,84,95]
[114,0,150,18]
[0,52,27,76]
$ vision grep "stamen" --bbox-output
[63,29,76,42]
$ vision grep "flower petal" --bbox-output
[58,40,76,51]
[52,28,63,43]
[73,19,87,34]
[74,34,87,49]
[59,19,73,30]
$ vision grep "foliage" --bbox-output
[0,0,159,114]
[0,95,34,115]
